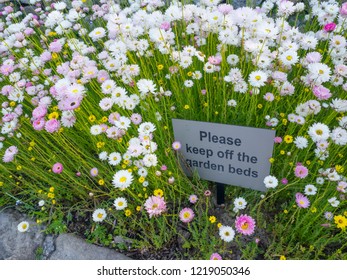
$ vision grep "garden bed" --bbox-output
[1,0,347,260]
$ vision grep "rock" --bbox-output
[49,234,131,260]
[0,208,45,260]
[23,6,37,15]
[113,235,133,245]
[19,0,31,5]
[231,0,263,9]
[42,235,56,260]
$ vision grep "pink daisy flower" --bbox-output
[172,141,181,150]
[341,2,347,17]
[179,208,195,223]
[210,253,222,260]
[160,165,167,171]
[323,22,336,32]
[52,162,63,174]
[33,118,46,131]
[144,195,167,218]
[45,119,60,133]
[32,106,47,119]
[296,193,310,208]
[90,167,98,177]
[235,214,256,236]
[189,194,198,204]
[130,113,142,125]
[294,165,309,179]
[281,178,288,185]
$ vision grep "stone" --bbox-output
[113,235,132,245]
[0,208,45,260]
[49,234,131,260]
[23,6,37,15]
[19,0,31,5]
[42,235,56,260]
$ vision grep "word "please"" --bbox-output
[200,131,242,146]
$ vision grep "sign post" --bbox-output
[172,119,275,192]
[216,183,225,206]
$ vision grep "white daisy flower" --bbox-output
[101,80,116,94]
[92,209,107,222]
[17,221,29,233]
[184,80,194,88]
[138,167,148,177]
[294,136,308,149]
[330,99,347,113]
[90,125,102,136]
[137,79,156,97]
[248,70,268,87]
[112,170,133,189]
[330,127,347,145]
[114,197,128,210]
[227,54,239,66]
[89,27,106,42]
[108,152,122,166]
[279,50,298,66]
[219,225,235,242]
[227,99,237,107]
[308,123,330,142]
[99,151,108,161]
[263,175,278,188]
[328,197,340,207]
[192,71,202,80]
[307,63,331,84]
[138,122,156,135]
[304,184,317,196]
[203,62,215,73]
[316,177,325,185]
[143,154,158,167]
[234,197,247,210]
[99,97,114,111]
[115,116,131,130]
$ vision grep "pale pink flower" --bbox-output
[340,2,347,17]
[210,253,222,260]
[33,118,46,131]
[179,208,195,223]
[144,195,167,218]
[313,85,331,100]
[296,193,310,208]
[45,119,60,133]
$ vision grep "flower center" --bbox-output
[255,75,261,81]
[183,213,190,219]
[286,55,292,61]
[22,224,27,230]
[316,129,323,135]
[241,223,249,230]
[319,70,324,74]
[119,176,127,183]
[97,213,103,219]
[152,203,158,209]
